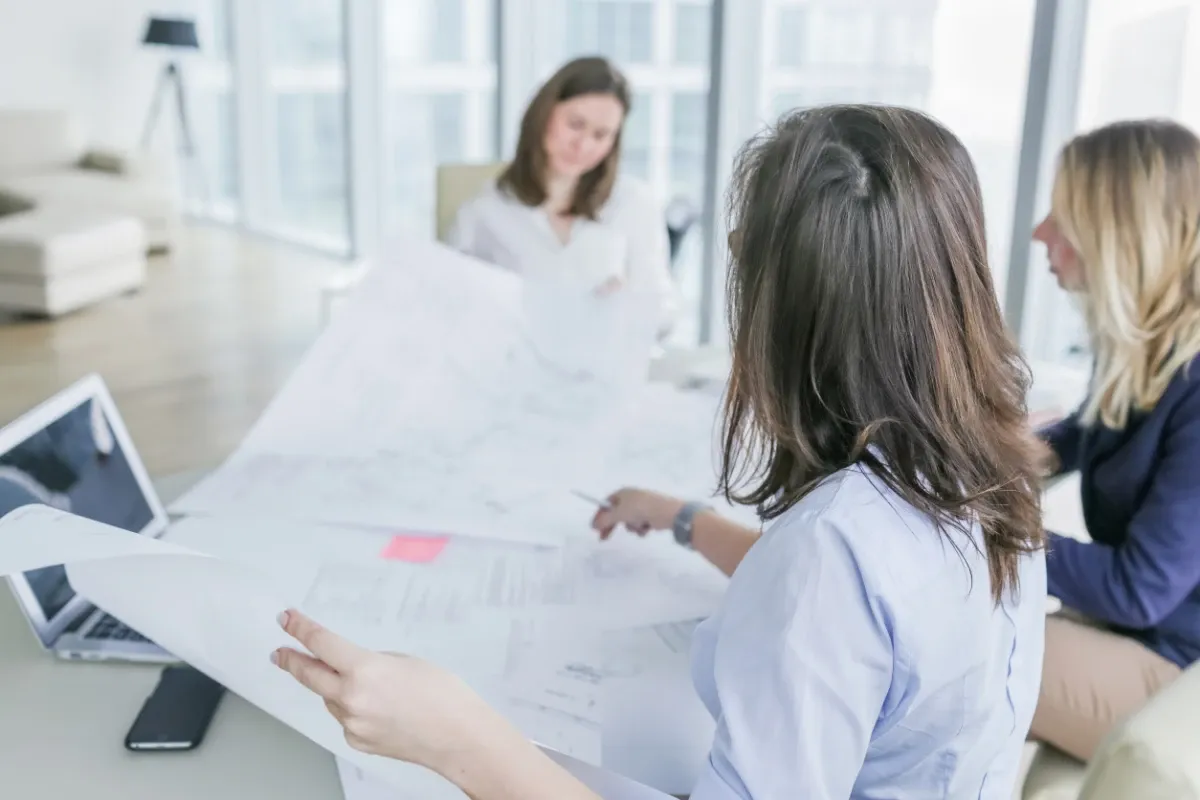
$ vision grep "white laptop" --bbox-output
[0,374,177,663]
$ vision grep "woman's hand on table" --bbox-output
[591,487,684,539]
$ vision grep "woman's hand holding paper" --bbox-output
[271,609,487,771]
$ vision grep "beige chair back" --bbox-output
[435,161,507,242]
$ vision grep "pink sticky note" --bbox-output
[380,534,448,563]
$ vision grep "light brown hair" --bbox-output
[497,56,631,220]
[719,105,1046,603]
[1051,119,1200,429]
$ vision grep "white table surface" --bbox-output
[0,470,343,800]
[0,451,1088,800]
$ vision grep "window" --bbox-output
[670,92,706,198]
[382,0,498,238]
[431,0,466,62]
[811,6,875,66]
[268,0,344,63]
[567,1,655,65]
[775,5,811,69]
[878,12,933,68]
[187,0,238,220]
[263,0,350,249]
[674,1,710,65]
[760,0,1036,302]
[623,91,654,179]
[180,0,1056,359]
[272,93,349,241]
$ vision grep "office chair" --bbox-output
[435,162,508,242]
[665,196,699,268]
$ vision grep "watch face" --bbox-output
[673,524,689,546]
[673,501,703,547]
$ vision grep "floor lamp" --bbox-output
[140,17,207,202]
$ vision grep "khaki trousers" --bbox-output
[1029,613,1182,762]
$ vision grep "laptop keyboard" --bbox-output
[84,614,151,643]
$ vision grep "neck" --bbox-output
[544,173,577,216]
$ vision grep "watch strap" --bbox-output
[672,501,710,548]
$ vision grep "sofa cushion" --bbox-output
[0,255,145,316]
[1022,746,1087,800]
[1074,661,1200,800]
[0,189,34,218]
[0,169,180,227]
[0,110,86,175]
[0,208,146,278]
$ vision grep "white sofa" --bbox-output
[0,109,179,251]
[0,204,146,316]
[0,109,174,316]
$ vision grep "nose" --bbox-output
[1032,216,1051,243]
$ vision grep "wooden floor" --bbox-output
[0,224,343,477]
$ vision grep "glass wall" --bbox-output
[181,0,1186,354]
[186,0,239,220]
[262,0,351,250]
[760,0,1037,300]
[383,0,499,238]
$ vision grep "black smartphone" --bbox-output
[124,665,226,752]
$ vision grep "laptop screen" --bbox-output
[0,385,158,627]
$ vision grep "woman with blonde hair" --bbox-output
[1031,118,1200,761]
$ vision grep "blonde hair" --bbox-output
[1051,119,1200,429]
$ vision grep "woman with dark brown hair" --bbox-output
[449,55,678,331]
[271,105,1047,799]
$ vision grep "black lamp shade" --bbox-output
[142,17,199,48]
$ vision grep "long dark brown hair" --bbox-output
[497,56,630,220]
[719,105,1046,603]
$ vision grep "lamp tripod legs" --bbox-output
[141,60,210,208]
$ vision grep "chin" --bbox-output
[551,158,595,178]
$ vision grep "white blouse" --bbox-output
[446,174,680,331]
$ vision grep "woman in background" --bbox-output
[448,56,678,332]
[272,105,1048,799]
[1029,119,1200,762]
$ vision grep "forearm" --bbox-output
[692,510,760,577]
[438,708,601,800]
[1046,532,1190,629]
[1038,413,1080,476]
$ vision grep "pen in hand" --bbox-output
[571,490,612,510]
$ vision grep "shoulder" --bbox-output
[749,466,968,597]
[727,464,1034,643]
[1150,354,1200,434]
[452,181,524,239]
[1170,355,1200,406]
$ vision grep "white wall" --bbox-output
[0,0,205,150]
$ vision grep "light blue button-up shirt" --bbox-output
[689,464,1046,799]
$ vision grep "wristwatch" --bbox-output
[672,501,710,548]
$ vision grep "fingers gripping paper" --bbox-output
[0,505,435,786]
[0,506,673,798]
